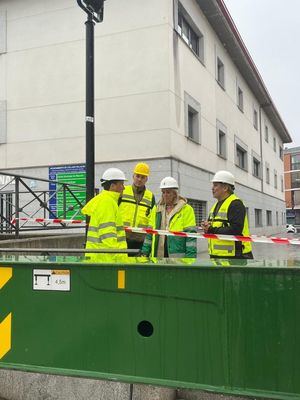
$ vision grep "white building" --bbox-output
[0,0,292,234]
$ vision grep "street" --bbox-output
[199,231,300,262]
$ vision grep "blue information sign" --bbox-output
[49,165,86,219]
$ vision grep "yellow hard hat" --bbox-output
[134,162,150,176]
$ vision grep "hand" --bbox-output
[200,220,211,233]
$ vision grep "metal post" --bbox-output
[15,177,20,238]
[85,13,95,204]
[62,184,67,218]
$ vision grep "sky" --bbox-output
[224,0,299,148]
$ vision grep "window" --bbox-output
[265,125,269,142]
[216,57,225,88]
[0,101,7,144]
[253,157,261,178]
[291,171,300,189]
[236,145,247,170]
[185,92,200,144]
[281,176,284,192]
[273,137,276,152]
[255,209,262,227]
[291,154,300,170]
[266,163,270,184]
[274,170,278,189]
[235,136,248,170]
[216,120,226,158]
[187,199,207,226]
[237,86,243,111]
[253,108,258,130]
[276,211,279,226]
[266,210,272,226]
[279,146,283,160]
[178,7,204,61]
[188,107,199,141]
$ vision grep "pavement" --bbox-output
[198,231,300,262]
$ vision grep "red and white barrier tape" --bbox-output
[126,227,300,246]
[11,217,85,225]
[11,217,300,246]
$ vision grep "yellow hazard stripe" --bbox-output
[0,313,11,359]
[0,267,12,289]
[118,270,125,289]
[0,267,13,359]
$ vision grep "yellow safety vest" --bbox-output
[82,190,127,263]
[119,185,154,228]
[208,194,252,258]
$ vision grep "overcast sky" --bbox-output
[224,0,299,148]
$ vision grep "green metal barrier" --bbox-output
[0,255,299,399]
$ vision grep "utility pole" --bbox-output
[77,0,106,203]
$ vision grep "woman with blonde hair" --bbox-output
[142,177,197,258]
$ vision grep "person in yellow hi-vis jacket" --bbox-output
[82,168,128,263]
[201,170,253,259]
[141,177,197,258]
[119,162,156,253]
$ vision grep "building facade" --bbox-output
[0,0,292,234]
[284,147,300,225]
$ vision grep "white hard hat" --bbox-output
[101,168,127,182]
[160,176,179,189]
[211,170,235,186]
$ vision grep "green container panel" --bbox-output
[0,256,299,399]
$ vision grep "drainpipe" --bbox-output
[259,105,263,193]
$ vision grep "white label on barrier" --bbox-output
[33,269,70,291]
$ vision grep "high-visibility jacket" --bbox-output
[208,194,252,258]
[119,185,154,229]
[142,203,197,258]
[82,190,127,263]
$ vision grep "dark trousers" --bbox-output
[126,239,144,256]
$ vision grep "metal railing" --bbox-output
[0,171,87,237]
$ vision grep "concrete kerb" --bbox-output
[0,233,85,249]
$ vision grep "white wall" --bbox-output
[168,0,285,201]
[0,0,287,234]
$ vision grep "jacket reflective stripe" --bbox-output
[88,222,116,232]
[87,232,118,243]
[88,226,99,232]
[214,244,234,252]
[121,194,134,200]
[98,222,116,229]
[142,203,196,258]
[216,212,227,218]
[137,224,150,228]
[82,190,128,255]
[208,194,252,257]
[121,194,152,206]
[119,186,154,228]
[117,237,126,242]
[99,232,117,240]
[186,241,195,247]
[86,236,101,243]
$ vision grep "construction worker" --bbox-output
[119,162,155,252]
[201,170,253,259]
[82,168,128,262]
[141,177,197,258]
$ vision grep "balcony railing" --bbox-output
[0,171,87,237]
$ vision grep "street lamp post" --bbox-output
[77,0,106,203]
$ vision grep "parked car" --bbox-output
[286,224,297,233]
